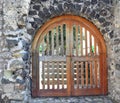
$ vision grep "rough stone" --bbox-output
[3,84,14,93]
[0,0,119,103]
[91,0,97,5]
[7,39,18,48]
[29,10,37,15]
[33,5,40,10]
[9,60,25,71]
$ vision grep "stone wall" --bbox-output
[0,0,120,102]
[113,0,120,101]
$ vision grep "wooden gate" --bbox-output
[32,15,107,97]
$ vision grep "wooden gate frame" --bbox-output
[32,15,107,97]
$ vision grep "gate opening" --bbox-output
[32,15,107,97]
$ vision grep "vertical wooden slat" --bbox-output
[52,30,54,56]
[80,26,83,56]
[76,25,78,56]
[76,62,79,89]
[85,29,88,87]
[47,34,49,56]
[56,27,59,56]
[81,62,84,88]
[66,22,71,96]
[63,24,66,55]
[61,25,64,56]
[42,40,45,56]
[47,62,50,89]
[94,38,96,55]
[70,24,73,56]
[97,60,100,87]
[85,61,88,87]
[94,38,98,87]
[42,61,45,89]
[61,62,64,89]
[85,30,88,56]
[52,62,54,89]
[90,61,93,87]
[94,60,98,87]
[57,61,59,89]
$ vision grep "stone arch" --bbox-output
[27,0,114,100]
[27,0,113,40]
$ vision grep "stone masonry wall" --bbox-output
[113,0,120,101]
[0,0,31,102]
[0,0,120,103]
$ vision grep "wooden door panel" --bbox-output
[38,24,69,96]
[70,23,101,95]
[32,15,107,97]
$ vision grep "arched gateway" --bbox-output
[32,15,107,97]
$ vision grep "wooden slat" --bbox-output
[73,25,76,56]
[42,40,45,56]
[47,62,50,89]
[46,34,49,55]
[70,24,73,56]
[72,56,99,61]
[81,62,84,88]
[42,62,45,89]
[63,24,66,55]
[44,68,66,73]
[43,80,67,85]
[85,61,88,87]
[61,62,64,89]
[94,60,98,87]
[90,61,93,87]
[66,23,70,55]
[90,33,92,54]
[85,30,88,56]
[76,26,78,56]
[39,56,66,61]
[56,27,59,56]
[52,62,54,89]
[80,26,83,56]
[61,25,64,56]
[76,62,79,89]
[44,73,67,78]
[52,30,54,55]
[97,60,100,87]
[57,62,59,89]
[94,38,96,55]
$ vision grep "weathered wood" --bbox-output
[76,61,79,89]
[61,62,64,89]
[72,56,99,61]
[85,29,88,56]
[32,15,107,97]
[42,62,45,89]
[52,30,54,56]
[94,61,98,87]
[61,25,64,56]
[85,61,88,87]
[90,61,93,87]
[80,26,83,56]
[52,62,55,89]
[39,56,66,61]
[47,62,50,89]
[76,26,78,56]
[81,62,84,88]
[57,62,60,89]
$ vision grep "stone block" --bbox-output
[115,66,120,78]
[3,84,14,93]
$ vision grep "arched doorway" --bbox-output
[32,15,107,97]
